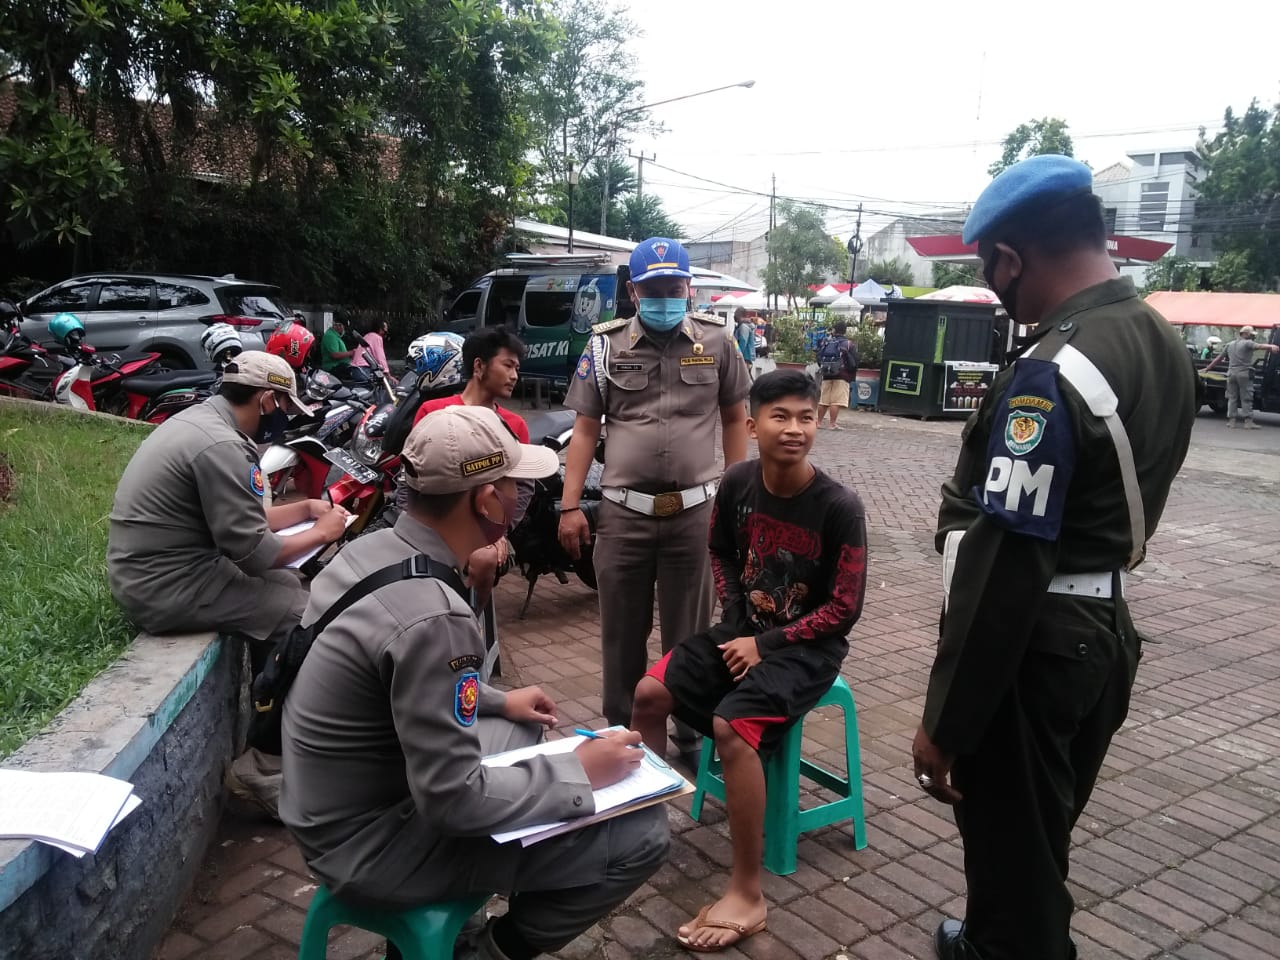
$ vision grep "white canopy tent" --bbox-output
[917,285,1000,304]
[826,293,862,314]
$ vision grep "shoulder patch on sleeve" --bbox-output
[575,349,593,380]
[454,670,479,726]
[971,358,1076,540]
[250,464,265,497]
[592,317,629,334]
[690,310,726,326]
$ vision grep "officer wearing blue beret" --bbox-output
[911,156,1197,960]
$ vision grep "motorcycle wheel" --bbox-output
[573,540,598,591]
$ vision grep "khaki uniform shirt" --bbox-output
[564,312,750,491]
[925,278,1196,753]
[279,514,593,899]
[107,395,284,629]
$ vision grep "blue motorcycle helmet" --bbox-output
[48,312,85,343]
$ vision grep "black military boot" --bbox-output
[934,918,983,959]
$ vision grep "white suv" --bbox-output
[20,273,292,369]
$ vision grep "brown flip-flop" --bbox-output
[676,905,768,953]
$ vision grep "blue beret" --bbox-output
[962,155,1093,245]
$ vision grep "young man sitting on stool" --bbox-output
[631,369,869,952]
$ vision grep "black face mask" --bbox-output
[983,246,1022,324]
[254,397,290,444]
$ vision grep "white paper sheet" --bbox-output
[484,735,685,845]
[0,770,137,855]
[279,514,358,568]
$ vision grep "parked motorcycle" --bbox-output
[49,313,179,417]
[507,409,602,617]
[0,300,70,401]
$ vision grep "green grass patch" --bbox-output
[0,402,152,757]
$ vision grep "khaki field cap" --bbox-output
[221,351,316,414]
[402,404,560,494]
[1240,325,1256,338]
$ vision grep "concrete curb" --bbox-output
[0,632,239,960]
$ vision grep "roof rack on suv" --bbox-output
[503,253,614,267]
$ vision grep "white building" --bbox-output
[861,211,968,286]
[1092,148,1212,265]
[685,234,770,290]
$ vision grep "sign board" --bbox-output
[885,360,924,396]
[943,361,998,412]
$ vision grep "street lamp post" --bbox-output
[566,159,579,253]
[847,204,864,288]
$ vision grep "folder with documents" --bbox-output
[484,731,692,846]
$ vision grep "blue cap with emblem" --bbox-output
[962,155,1094,246]
[629,237,692,283]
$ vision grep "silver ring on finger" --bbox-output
[917,773,934,789]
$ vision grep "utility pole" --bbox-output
[600,125,616,236]
[770,173,777,312]
[630,150,656,198]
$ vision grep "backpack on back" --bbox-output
[818,337,854,379]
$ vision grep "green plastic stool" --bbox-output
[297,884,489,960]
[689,674,868,876]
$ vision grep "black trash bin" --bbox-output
[878,299,1001,418]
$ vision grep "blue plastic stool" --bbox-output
[297,885,489,960]
[689,675,868,875]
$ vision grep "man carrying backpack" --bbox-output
[816,321,859,429]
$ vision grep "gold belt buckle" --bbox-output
[651,491,683,517]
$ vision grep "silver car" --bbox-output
[20,273,292,369]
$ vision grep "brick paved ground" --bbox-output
[157,409,1280,960]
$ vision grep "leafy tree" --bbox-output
[989,117,1075,176]
[931,261,983,288]
[861,257,914,286]
[762,203,844,310]
[1141,255,1202,294]
[528,0,654,194]
[1196,98,1280,291]
[619,193,680,241]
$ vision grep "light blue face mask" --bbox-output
[637,298,687,331]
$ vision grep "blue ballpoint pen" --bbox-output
[573,728,646,751]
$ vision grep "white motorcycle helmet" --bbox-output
[200,322,243,368]
[406,331,466,392]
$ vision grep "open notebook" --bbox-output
[484,731,692,847]
[0,770,142,857]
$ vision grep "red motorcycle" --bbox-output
[0,300,70,401]
[49,315,213,419]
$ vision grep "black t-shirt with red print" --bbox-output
[709,460,867,657]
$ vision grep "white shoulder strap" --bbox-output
[1026,342,1145,569]
[591,333,610,409]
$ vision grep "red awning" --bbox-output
[907,234,1173,265]
[1144,292,1280,329]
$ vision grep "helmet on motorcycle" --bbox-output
[200,322,243,367]
[406,332,465,392]
[265,319,316,370]
[49,312,85,344]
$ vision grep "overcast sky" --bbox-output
[620,0,1279,244]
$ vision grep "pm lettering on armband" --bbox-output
[982,456,1054,517]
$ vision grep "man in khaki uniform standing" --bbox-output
[559,237,751,759]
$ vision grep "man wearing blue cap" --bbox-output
[559,237,751,758]
[910,156,1196,960]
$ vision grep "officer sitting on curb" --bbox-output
[279,405,670,960]
[107,351,351,816]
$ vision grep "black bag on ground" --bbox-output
[247,553,467,754]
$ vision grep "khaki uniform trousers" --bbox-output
[593,498,714,742]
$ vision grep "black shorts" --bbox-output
[646,623,843,755]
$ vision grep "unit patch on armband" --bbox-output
[576,353,593,380]
[1005,410,1047,455]
[250,465,265,497]
[454,670,480,726]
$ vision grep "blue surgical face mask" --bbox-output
[637,297,687,332]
